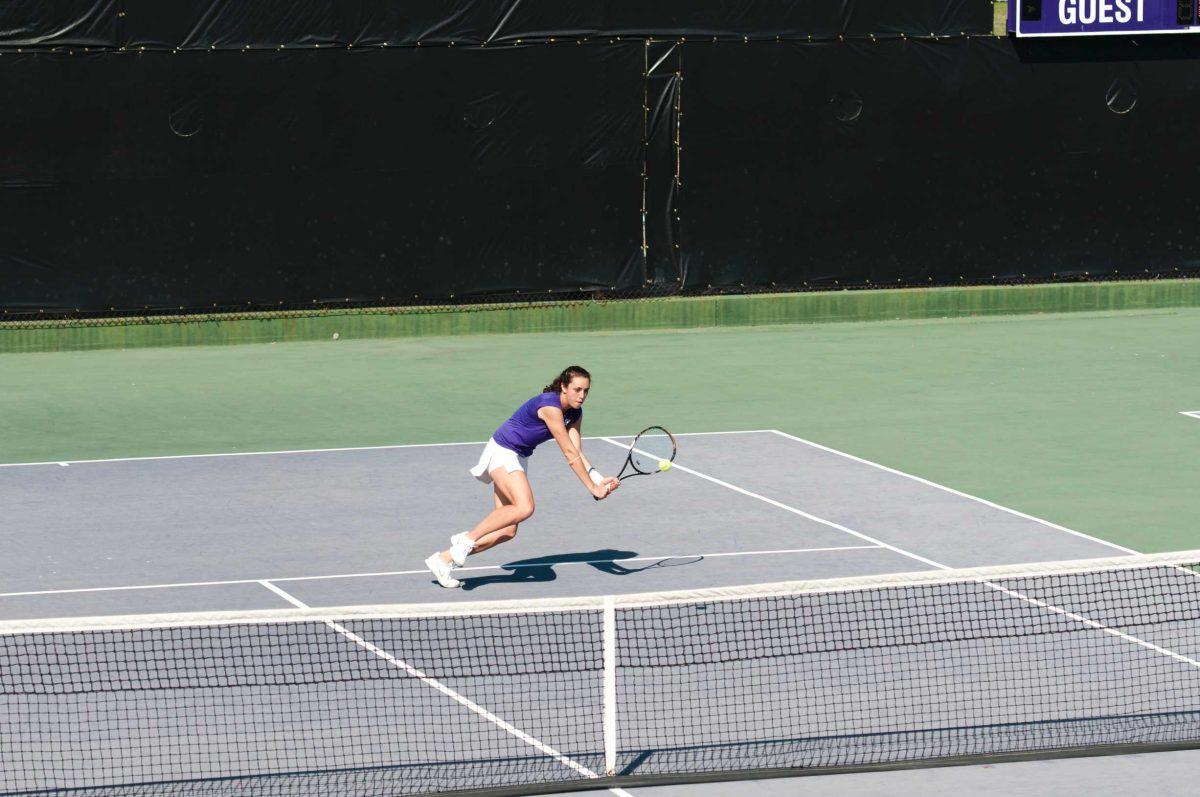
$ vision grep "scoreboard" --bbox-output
[1010,0,1200,36]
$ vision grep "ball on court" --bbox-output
[658,460,672,472]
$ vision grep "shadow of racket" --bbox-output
[625,555,705,572]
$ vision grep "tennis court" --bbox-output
[0,429,1140,614]
[3,417,1200,795]
[7,1,1200,791]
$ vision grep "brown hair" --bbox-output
[543,365,591,393]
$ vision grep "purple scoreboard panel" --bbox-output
[1010,0,1200,35]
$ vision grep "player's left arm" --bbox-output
[566,419,593,473]
[568,418,619,492]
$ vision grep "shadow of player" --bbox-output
[458,549,701,591]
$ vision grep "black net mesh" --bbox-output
[3,556,1200,795]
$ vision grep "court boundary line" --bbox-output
[0,430,771,469]
[766,431,1200,589]
[1181,411,1200,420]
[598,437,945,569]
[255,579,633,797]
[768,429,1136,554]
[0,545,882,599]
[597,437,1200,673]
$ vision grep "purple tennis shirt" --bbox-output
[492,393,582,457]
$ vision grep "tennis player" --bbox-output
[425,365,620,588]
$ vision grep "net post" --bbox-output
[603,594,617,777]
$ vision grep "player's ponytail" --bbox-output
[544,365,591,393]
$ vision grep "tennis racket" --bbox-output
[594,426,677,499]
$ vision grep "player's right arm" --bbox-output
[538,405,611,499]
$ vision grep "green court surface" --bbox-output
[2,305,1198,554]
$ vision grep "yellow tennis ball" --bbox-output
[659,460,672,472]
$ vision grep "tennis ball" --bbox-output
[659,460,672,472]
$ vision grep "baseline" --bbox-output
[0,545,880,599]
[0,430,771,469]
[768,429,1134,554]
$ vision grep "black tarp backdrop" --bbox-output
[2,2,1199,314]
[0,1,989,49]
[0,45,656,310]
[678,36,1200,288]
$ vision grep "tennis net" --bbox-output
[4,550,1200,795]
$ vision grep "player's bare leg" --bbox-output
[440,469,533,565]
[467,486,520,554]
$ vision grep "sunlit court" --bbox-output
[3,2,1200,797]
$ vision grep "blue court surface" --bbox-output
[2,430,1198,796]
[0,430,1132,616]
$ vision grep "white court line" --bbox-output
[768,429,1136,554]
[0,441,482,469]
[598,437,1200,672]
[767,429,1200,622]
[982,580,1200,670]
[256,579,631,797]
[767,431,1200,587]
[0,430,770,469]
[604,429,771,439]
[599,438,945,568]
[1181,411,1200,420]
[0,545,880,598]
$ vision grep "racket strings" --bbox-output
[628,430,676,474]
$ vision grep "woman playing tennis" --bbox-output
[425,365,620,588]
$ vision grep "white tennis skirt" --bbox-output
[469,438,529,484]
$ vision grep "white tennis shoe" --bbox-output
[425,553,461,589]
[448,533,476,566]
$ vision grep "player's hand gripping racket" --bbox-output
[594,426,677,500]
